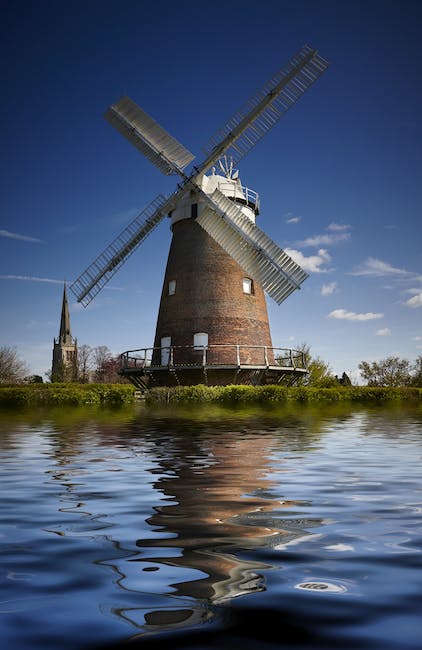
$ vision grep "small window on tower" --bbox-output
[243,278,254,294]
[168,280,176,295]
[194,332,208,350]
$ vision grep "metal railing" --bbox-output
[120,344,307,371]
[216,181,260,214]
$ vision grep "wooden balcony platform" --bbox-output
[120,345,308,390]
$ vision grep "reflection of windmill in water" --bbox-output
[70,45,329,388]
[128,431,321,634]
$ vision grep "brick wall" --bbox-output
[153,219,274,364]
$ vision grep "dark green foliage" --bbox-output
[144,385,219,404]
[0,383,137,407]
[2,383,421,408]
[255,386,288,402]
[215,385,259,403]
[145,385,422,405]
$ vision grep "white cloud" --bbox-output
[285,248,331,273]
[0,274,64,284]
[404,292,422,308]
[412,336,422,341]
[321,282,338,296]
[351,257,410,277]
[328,309,383,321]
[376,328,391,336]
[299,232,350,247]
[327,222,351,232]
[0,229,43,243]
[284,212,301,224]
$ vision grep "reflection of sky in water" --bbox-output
[0,405,421,648]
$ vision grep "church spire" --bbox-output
[59,283,72,345]
[51,283,78,382]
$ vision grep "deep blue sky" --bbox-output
[1,0,421,380]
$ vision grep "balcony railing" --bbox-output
[216,181,260,214]
[120,344,307,371]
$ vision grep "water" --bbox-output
[0,403,421,649]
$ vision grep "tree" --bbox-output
[338,371,352,386]
[92,346,112,382]
[78,344,93,383]
[101,355,128,383]
[279,342,337,387]
[411,355,422,387]
[92,346,127,383]
[358,356,412,387]
[0,346,30,384]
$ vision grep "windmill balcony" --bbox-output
[119,344,308,390]
[216,181,260,215]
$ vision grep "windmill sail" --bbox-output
[196,189,308,305]
[105,96,195,176]
[200,44,329,172]
[70,194,169,307]
[74,44,327,311]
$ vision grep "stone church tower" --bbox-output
[51,284,78,382]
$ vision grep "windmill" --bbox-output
[70,45,329,388]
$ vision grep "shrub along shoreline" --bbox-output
[0,383,137,406]
[144,384,422,404]
[0,383,421,407]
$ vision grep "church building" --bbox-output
[51,284,78,382]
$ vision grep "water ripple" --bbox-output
[0,405,421,649]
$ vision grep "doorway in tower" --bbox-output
[160,336,171,366]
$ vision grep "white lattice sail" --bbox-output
[200,45,329,171]
[105,96,195,175]
[70,194,169,306]
[197,189,308,304]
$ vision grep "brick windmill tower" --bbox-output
[70,46,329,388]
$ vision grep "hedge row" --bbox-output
[144,385,422,405]
[0,383,137,406]
[1,383,421,408]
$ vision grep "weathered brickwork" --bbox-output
[153,218,273,364]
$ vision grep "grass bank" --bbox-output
[0,383,137,407]
[1,384,421,408]
[144,384,422,405]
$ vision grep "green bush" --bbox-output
[145,385,219,404]
[255,385,288,402]
[0,383,137,407]
[144,384,422,405]
[1,383,421,408]
[216,385,257,403]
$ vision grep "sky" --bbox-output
[1,0,421,382]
